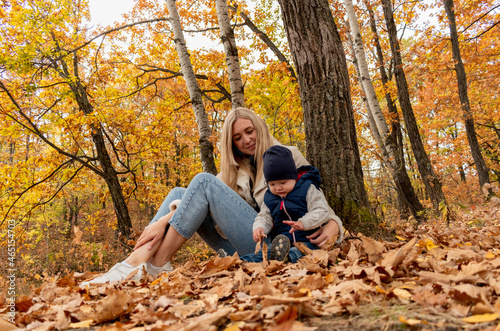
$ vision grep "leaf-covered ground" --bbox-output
[1,198,500,331]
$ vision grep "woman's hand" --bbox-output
[134,213,171,251]
[306,220,339,247]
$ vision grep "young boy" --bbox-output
[240,145,332,263]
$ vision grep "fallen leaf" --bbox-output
[462,313,499,323]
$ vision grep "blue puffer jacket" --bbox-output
[264,165,321,242]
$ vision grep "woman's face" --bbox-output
[232,118,257,156]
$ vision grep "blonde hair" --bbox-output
[219,107,274,192]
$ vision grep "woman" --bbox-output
[80,107,343,286]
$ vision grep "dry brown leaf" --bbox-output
[229,310,260,322]
[267,305,297,331]
[93,290,131,324]
[359,234,385,263]
[182,307,232,331]
[346,241,360,262]
[199,255,239,278]
[324,279,373,298]
[0,319,19,331]
[55,309,70,330]
[294,273,325,292]
[412,287,448,307]
[418,270,479,285]
[379,237,417,268]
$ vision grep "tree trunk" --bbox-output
[215,0,245,108]
[381,0,446,211]
[443,0,491,192]
[343,0,424,220]
[166,0,217,175]
[71,87,133,237]
[277,0,370,223]
[54,50,133,237]
[366,3,405,165]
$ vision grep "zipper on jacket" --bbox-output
[280,198,296,243]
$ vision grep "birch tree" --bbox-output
[215,0,245,108]
[166,0,217,175]
[343,0,424,220]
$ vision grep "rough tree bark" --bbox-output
[381,0,447,211]
[343,0,424,220]
[277,0,370,223]
[443,0,491,192]
[215,0,245,108]
[166,0,217,175]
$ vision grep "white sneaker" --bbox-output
[80,262,147,288]
[146,261,173,276]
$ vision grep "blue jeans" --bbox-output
[149,173,263,256]
[240,241,318,263]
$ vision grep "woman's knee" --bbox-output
[191,172,217,184]
[168,187,186,200]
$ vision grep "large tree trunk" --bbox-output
[277,0,370,223]
[381,0,447,211]
[166,0,217,175]
[215,0,245,108]
[443,0,491,192]
[343,0,424,221]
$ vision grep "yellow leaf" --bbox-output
[299,288,312,297]
[424,238,438,250]
[69,320,94,328]
[399,316,423,325]
[486,251,496,259]
[396,236,407,241]
[223,321,245,331]
[463,313,499,324]
[393,288,412,300]
[324,274,334,283]
[151,277,163,286]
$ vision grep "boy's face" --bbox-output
[268,179,296,198]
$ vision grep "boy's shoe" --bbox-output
[80,262,147,288]
[270,234,290,262]
[146,261,173,276]
[217,248,229,257]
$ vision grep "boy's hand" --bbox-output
[283,220,304,233]
[253,228,266,242]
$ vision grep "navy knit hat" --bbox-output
[263,145,298,182]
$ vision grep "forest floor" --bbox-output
[1,198,500,331]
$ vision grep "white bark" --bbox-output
[215,0,245,108]
[343,0,399,169]
[166,0,217,174]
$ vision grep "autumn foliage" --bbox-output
[0,0,499,328]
